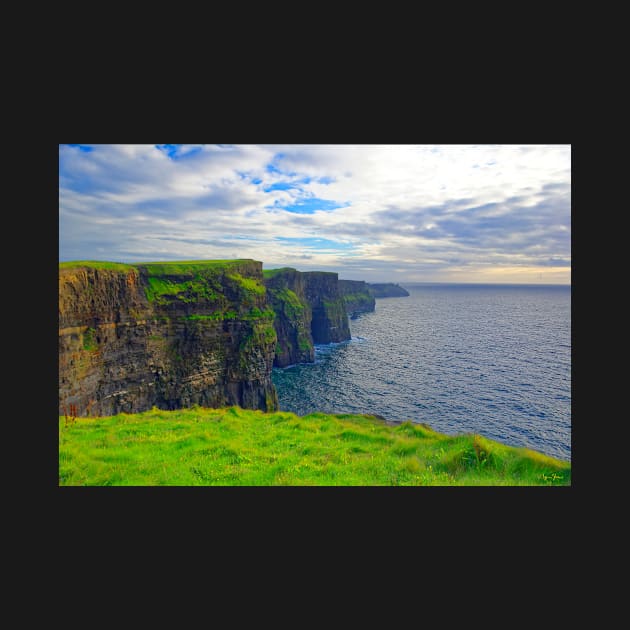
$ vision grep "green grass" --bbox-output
[226,273,266,295]
[240,321,277,352]
[60,259,257,276]
[82,327,98,351]
[183,312,238,321]
[298,337,312,352]
[139,261,264,305]
[140,260,255,276]
[342,293,373,304]
[59,261,137,272]
[243,307,275,320]
[267,286,306,319]
[143,276,222,304]
[59,407,571,486]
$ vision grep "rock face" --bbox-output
[367,283,410,298]
[59,260,278,417]
[263,268,314,368]
[263,268,352,365]
[338,279,376,315]
[303,272,351,344]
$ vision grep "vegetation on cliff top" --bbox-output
[132,261,265,305]
[59,260,137,272]
[59,259,257,275]
[59,406,570,486]
[141,259,255,276]
[143,275,222,304]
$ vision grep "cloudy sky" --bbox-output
[59,144,571,284]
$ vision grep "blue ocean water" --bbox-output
[272,284,571,461]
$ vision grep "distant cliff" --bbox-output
[303,272,351,344]
[338,279,375,315]
[263,268,314,368]
[263,268,351,366]
[59,260,278,416]
[367,283,410,298]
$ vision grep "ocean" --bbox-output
[272,283,571,461]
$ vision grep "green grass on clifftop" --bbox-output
[59,259,258,275]
[59,261,137,272]
[59,407,571,486]
[140,260,255,276]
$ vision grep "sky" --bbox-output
[59,144,571,284]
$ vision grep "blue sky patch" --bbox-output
[156,144,203,160]
[272,197,350,214]
[156,144,178,157]
[263,176,314,192]
[66,144,93,152]
[264,182,294,191]
[276,237,355,251]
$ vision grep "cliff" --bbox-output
[263,268,314,368]
[59,259,357,416]
[367,283,410,298]
[338,279,375,315]
[263,267,352,365]
[303,272,351,344]
[59,260,278,417]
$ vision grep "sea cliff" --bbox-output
[367,283,410,298]
[263,268,351,366]
[303,272,351,344]
[59,259,359,416]
[338,279,376,315]
[59,260,278,416]
[263,267,314,368]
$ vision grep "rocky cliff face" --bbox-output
[59,260,278,417]
[303,272,351,344]
[367,283,410,298]
[263,268,314,368]
[264,268,351,365]
[338,279,376,315]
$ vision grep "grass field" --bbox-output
[59,406,571,486]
